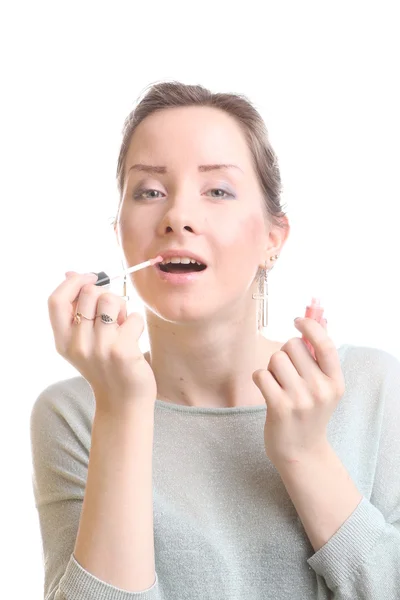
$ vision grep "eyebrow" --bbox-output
[127,163,243,175]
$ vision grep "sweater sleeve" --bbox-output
[29,380,161,600]
[306,348,400,599]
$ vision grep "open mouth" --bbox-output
[158,262,207,274]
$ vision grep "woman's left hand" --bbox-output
[252,317,345,467]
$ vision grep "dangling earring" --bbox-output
[252,254,279,330]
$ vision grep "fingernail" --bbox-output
[65,271,76,278]
[84,272,98,280]
[294,317,302,323]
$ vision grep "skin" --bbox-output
[114,105,290,408]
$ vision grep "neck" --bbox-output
[144,310,283,409]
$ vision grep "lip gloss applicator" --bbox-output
[91,255,163,287]
[302,297,325,359]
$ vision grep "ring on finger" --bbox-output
[73,312,95,325]
[73,312,117,325]
[95,313,118,324]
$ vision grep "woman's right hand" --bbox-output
[47,271,158,415]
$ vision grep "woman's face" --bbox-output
[116,105,283,325]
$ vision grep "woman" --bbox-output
[30,81,400,599]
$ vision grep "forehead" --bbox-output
[125,106,253,167]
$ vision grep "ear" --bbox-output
[263,216,291,259]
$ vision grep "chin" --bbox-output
[143,298,214,327]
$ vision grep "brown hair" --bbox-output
[114,80,288,231]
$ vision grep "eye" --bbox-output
[132,188,165,200]
[206,188,234,199]
[132,187,235,200]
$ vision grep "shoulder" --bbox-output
[30,375,95,436]
[30,376,95,512]
[338,343,400,391]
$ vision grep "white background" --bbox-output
[1,1,399,597]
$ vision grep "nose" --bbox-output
[157,192,201,236]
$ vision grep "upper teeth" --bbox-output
[161,257,203,265]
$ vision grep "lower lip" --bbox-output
[154,264,207,284]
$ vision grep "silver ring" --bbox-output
[95,313,117,324]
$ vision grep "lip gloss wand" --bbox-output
[91,255,164,287]
[302,297,325,360]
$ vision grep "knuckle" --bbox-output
[319,340,336,354]
[312,378,329,400]
[285,338,302,353]
[47,294,59,309]
[97,292,120,314]
[81,283,99,295]
[69,343,89,362]
[269,350,286,367]
[92,343,108,361]
[295,395,313,410]
[109,345,125,362]
[313,386,326,401]
[99,292,117,303]
[335,378,346,396]
[54,340,66,356]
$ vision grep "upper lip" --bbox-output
[157,249,208,266]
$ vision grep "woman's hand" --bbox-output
[47,271,158,415]
[253,318,345,467]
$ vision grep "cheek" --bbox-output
[245,214,266,245]
[215,214,266,284]
[118,212,150,263]
[218,213,265,255]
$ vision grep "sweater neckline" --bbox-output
[154,344,349,415]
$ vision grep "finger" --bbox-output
[93,292,124,353]
[294,317,341,380]
[303,338,317,359]
[116,300,128,326]
[280,337,320,379]
[266,350,302,394]
[48,273,99,344]
[252,368,283,410]
[70,283,106,354]
[304,317,326,359]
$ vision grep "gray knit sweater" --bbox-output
[30,344,400,599]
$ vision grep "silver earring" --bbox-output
[253,263,269,330]
[252,254,279,330]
